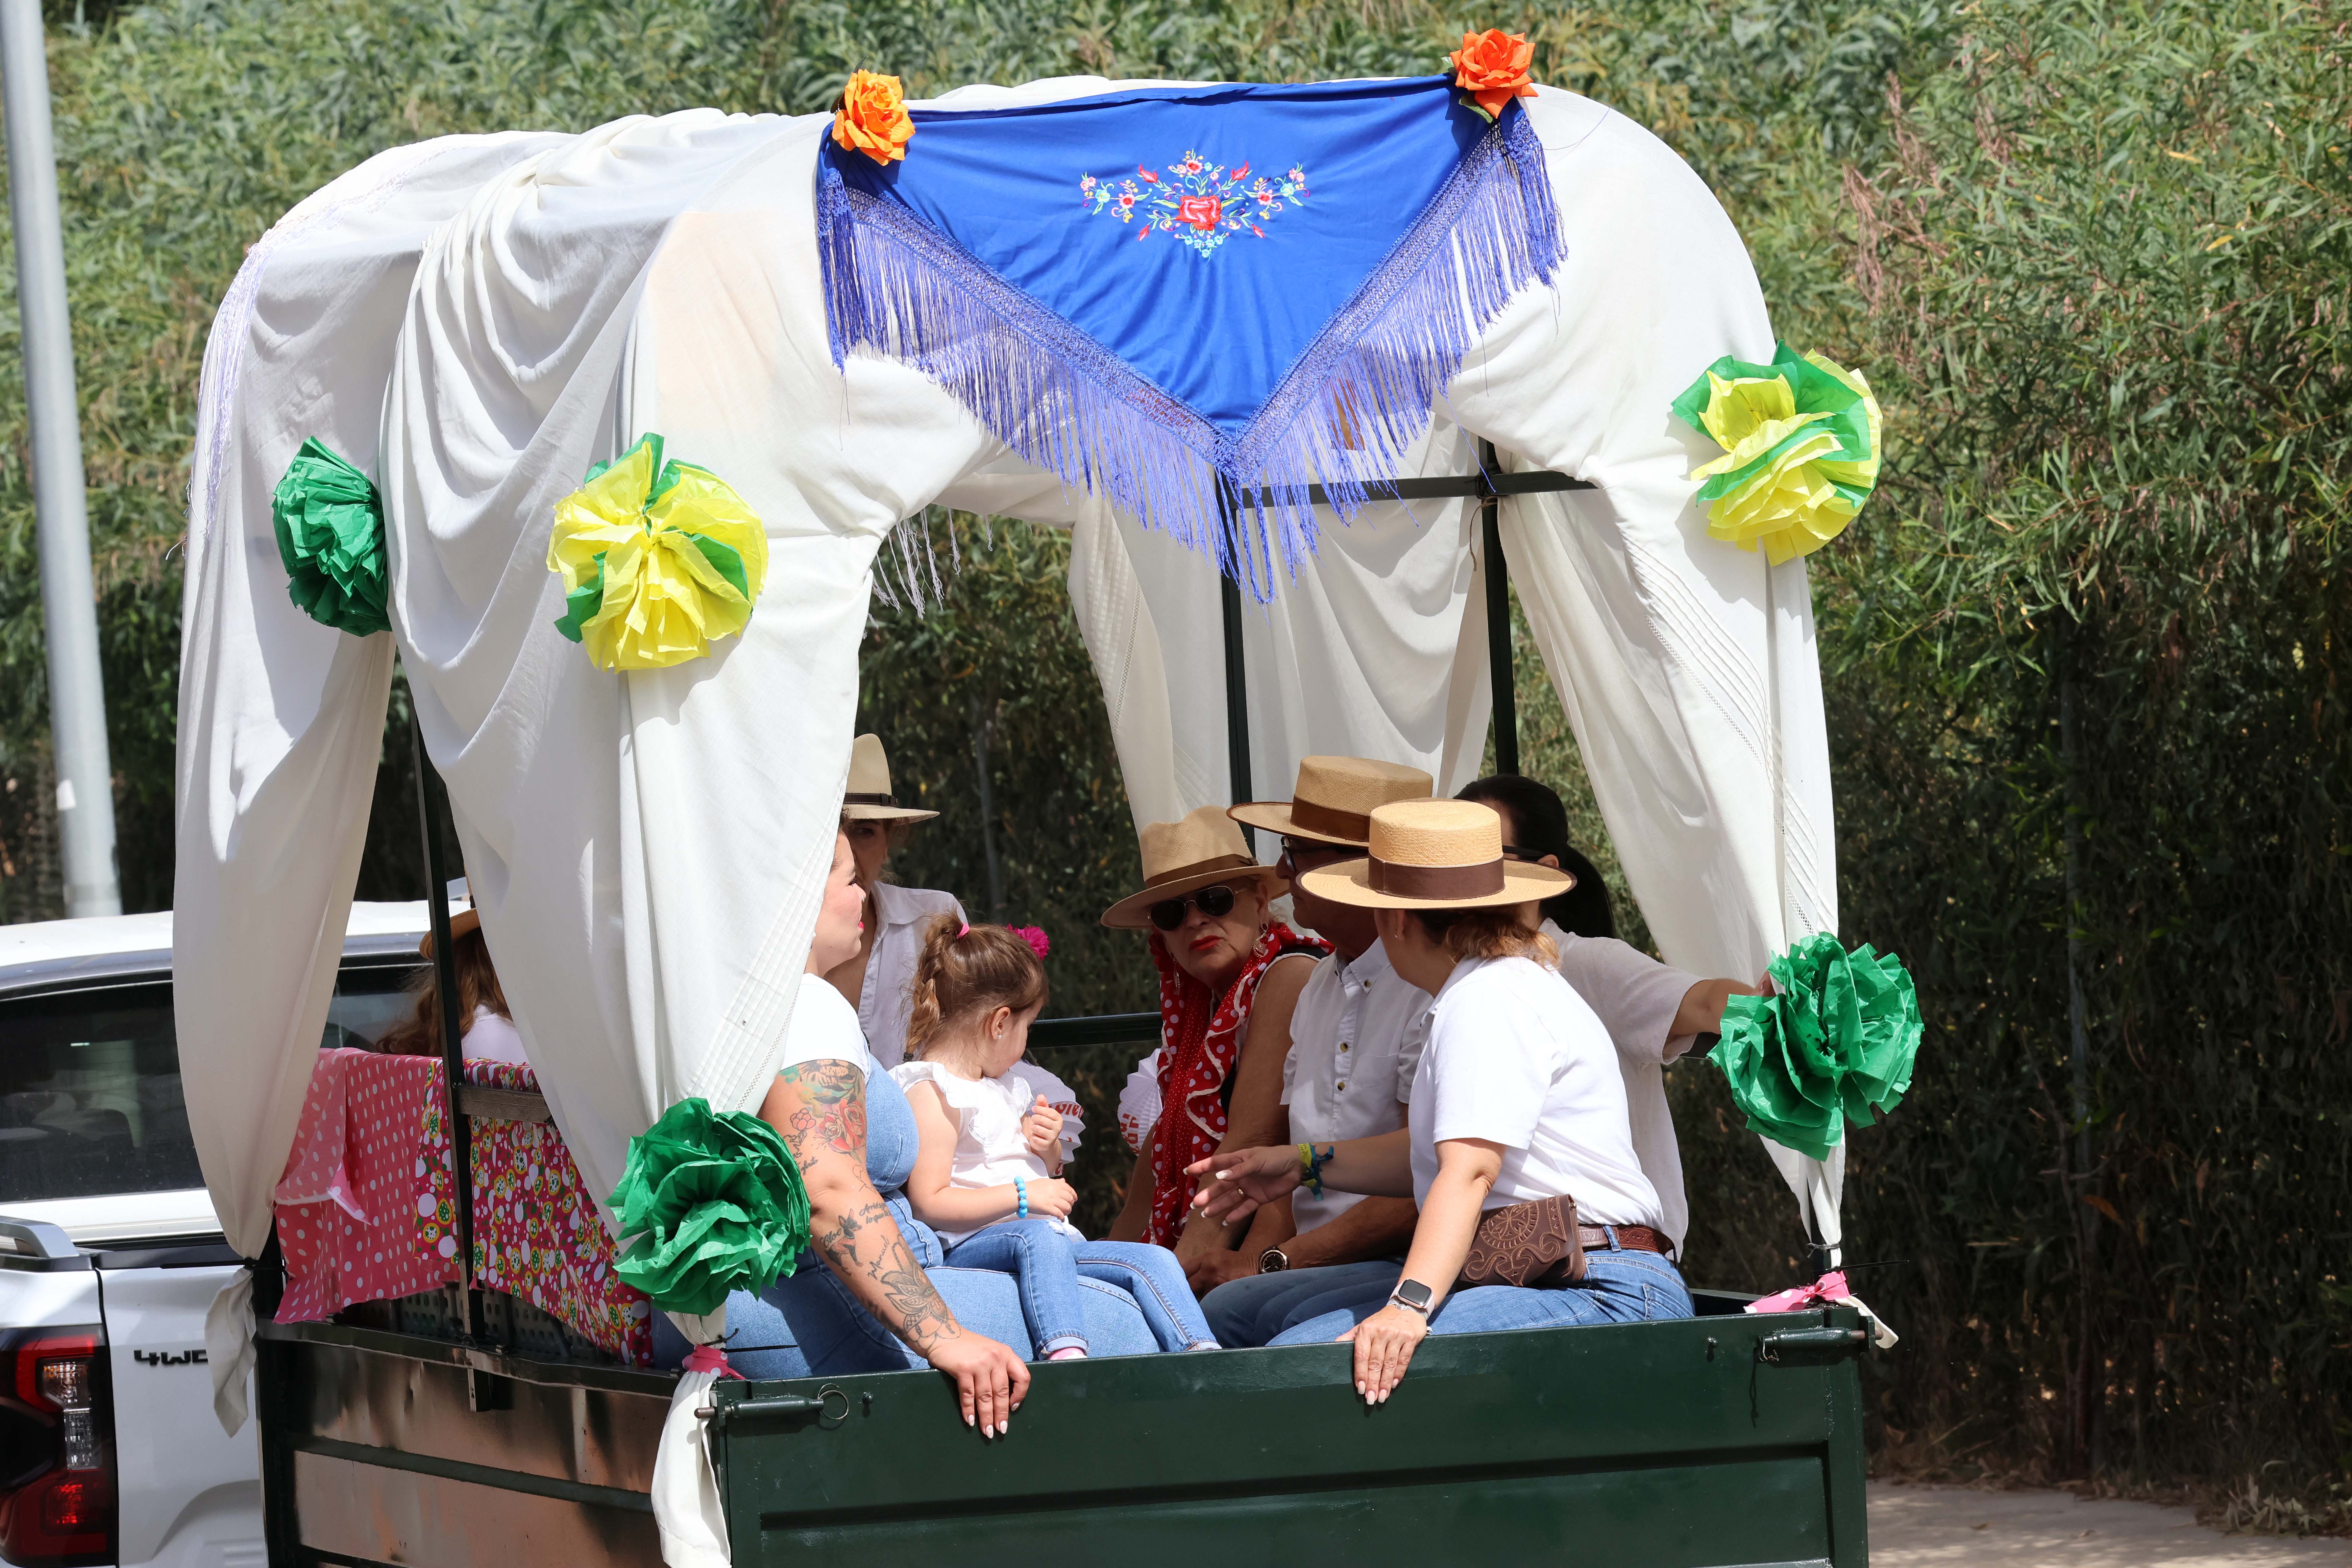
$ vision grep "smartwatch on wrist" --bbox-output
[1388,1278,1434,1317]
[1257,1247,1291,1274]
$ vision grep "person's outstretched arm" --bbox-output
[1184,1126,1415,1225]
[762,1060,1030,1436]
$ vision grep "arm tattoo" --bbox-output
[775,1060,868,1161]
[770,1063,962,1355]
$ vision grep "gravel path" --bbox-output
[1870,1483,2352,1567]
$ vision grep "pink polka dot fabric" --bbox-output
[271,1049,653,1367]
[272,1049,460,1321]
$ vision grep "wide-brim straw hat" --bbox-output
[419,879,482,956]
[841,733,938,824]
[1228,755,1435,847]
[1101,806,1290,930]
[1300,799,1573,910]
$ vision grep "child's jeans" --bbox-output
[941,1218,1220,1354]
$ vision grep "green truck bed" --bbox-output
[256,1292,1871,1566]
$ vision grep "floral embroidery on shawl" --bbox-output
[1082,152,1309,256]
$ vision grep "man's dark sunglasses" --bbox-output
[1148,883,1239,931]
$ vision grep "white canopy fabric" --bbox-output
[176,78,1841,1274]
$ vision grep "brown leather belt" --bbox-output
[1579,1224,1670,1256]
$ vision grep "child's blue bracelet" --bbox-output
[1014,1175,1028,1219]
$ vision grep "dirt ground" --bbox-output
[1870,1483,2352,1567]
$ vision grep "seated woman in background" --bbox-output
[1454,774,1763,1262]
[377,881,527,1068]
[1190,798,1690,1404]
[891,917,1218,1355]
[1100,807,1324,1257]
[826,733,966,1069]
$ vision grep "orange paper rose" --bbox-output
[1448,29,1537,123]
[832,70,915,166]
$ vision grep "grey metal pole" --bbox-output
[1,0,118,917]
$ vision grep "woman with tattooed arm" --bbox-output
[667,831,1166,1436]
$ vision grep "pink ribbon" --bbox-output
[1746,1270,1853,1315]
[682,1343,746,1380]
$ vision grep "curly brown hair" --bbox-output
[375,927,511,1058]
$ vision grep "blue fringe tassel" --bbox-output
[820,109,1563,600]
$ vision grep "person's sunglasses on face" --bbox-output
[1276,835,1354,879]
[1148,883,1240,932]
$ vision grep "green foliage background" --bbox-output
[0,0,2346,1512]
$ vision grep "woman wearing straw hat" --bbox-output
[1188,799,1689,1403]
[1101,807,1327,1259]
[826,733,969,1069]
[376,879,528,1068]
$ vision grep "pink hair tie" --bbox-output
[1011,925,1051,961]
[956,921,971,939]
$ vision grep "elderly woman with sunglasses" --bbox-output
[1102,808,1327,1264]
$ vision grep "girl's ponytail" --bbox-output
[903,914,1049,1061]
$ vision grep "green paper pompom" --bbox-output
[606,1097,810,1318]
[1711,932,1922,1161]
[270,438,390,637]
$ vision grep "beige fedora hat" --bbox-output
[841,734,939,824]
[1228,755,1435,847]
[1101,806,1289,929]
[1300,799,1572,910]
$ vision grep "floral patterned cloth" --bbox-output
[274,1050,652,1366]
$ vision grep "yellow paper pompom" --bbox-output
[547,435,769,671]
[1670,345,1882,565]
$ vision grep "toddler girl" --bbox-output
[890,916,1217,1356]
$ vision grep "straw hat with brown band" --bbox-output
[1228,755,1435,848]
[1101,806,1290,930]
[841,733,939,824]
[1299,799,1573,910]
[418,879,482,957]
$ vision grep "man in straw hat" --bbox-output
[826,734,966,1069]
[1100,807,1327,1258]
[1184,758,1441,1340]
[1188,799,1687,1404]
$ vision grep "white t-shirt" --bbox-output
[781,979,875,1077]
[1544,920,1700,1254]
[888,1060,1081,1245]
[1407,955,1662,1229]
[459,1006,530,1068]
[1281,942,1432,1231]
[858,883,968,1070]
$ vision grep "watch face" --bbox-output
[1393,1278,1433,1310]
[1258,1249,1289,1273]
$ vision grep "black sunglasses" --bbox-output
[1148,883,1239,931]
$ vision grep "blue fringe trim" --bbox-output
[820,108,1563,599]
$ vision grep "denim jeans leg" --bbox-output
[941,1219,1090,1355]
[1070,1240,1219,1350]
[1203,1261,1406,1347]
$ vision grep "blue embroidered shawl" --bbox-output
[818,76,1561,595]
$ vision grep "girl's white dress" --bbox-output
[888,1060,1085,1246]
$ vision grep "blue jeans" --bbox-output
[1201,1259,1407,1348]
[946,1219,1217,1354]
[1267,1244,1694,1346]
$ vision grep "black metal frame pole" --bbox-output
[411,702,481,1348]
[1216,485,1254,832]
[1479,440,1520,778]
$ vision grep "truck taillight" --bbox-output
[0,1328,113,1567]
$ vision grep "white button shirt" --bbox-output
[1281,941,1434,1232]
[859,882,968,1070]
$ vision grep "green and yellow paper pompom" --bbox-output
[607,1097,810,1318]
[1670,344,1882,564]
[1711,932,1922,1161]
[547,434,769,671]
[271,439,391,636]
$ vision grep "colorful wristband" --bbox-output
[1297,1142,1327,1199]
[1014,1175,1029,1219]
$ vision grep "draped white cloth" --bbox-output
[176,76,1840,1307]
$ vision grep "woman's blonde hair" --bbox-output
[1411,907,1560,968]
[905,915,1049,1059]
[377,927,510,1057]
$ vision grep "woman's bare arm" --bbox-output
[1106,1141,1154,1242]
[1177,951,1316,1259]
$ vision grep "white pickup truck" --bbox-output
[0,905,426,1568]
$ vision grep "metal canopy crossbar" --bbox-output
[1218,458,1591,827]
